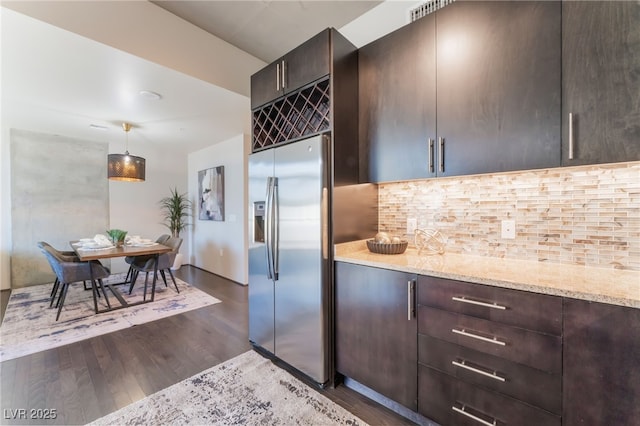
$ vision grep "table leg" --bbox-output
[151,253,159,302]
[89,261,99,313]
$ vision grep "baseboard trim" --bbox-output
[342,376,438,426]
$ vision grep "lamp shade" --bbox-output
[107,152,146,181]
[107,122,145,181]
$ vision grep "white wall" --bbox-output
[188,134,249,284]
[108,142,189,275]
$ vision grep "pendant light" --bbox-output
[108,122,146,182]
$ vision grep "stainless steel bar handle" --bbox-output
[276,63,280,91]
[265,178,274,280]
[568,112,574,160]
[272,177,279,281]
[428,138,434,173]
[321,187,329,260]
[452,328,506,346]
[281,60,286,89]
[438,137,444,173]
[407,280,415,320]
[452,296,507,310]
[452,405,497,426]
[452,360,506,382]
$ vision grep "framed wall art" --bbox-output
[198,166,225,221]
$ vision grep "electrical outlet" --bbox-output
[219,249,224,257]
[501,220,516,239]
[407,217,417,234]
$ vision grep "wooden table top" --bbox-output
[70,241,172,261]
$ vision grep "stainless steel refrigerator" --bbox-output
[248,134,331,385]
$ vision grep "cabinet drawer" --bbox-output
[419,306,561,373]
[418,334,561,415]
[419,365,561,426]
[418,276,562,336]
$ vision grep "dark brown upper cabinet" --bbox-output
[250,29,331,110]
[562,1,640,165]
[359,1,561,183]
[359,12,436,182]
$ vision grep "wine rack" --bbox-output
[252,78,330,152]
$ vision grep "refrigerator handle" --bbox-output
[273,177,279,281]
[265,177,274,280]
[322,187,329,260]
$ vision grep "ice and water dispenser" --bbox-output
[253,201,265,243]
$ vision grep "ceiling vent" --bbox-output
[409,0,455,22]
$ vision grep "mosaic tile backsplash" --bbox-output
[378,162,640,271]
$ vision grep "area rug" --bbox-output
[90,350,369,425]
[0,273,221,361]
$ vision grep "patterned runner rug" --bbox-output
[0,273,221,361]
[90,350,369,425]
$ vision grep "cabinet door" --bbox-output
[251,60,283,109]
[283,28,331,95]
[335,262,418,410]
[436,1,561,177]
[359,13,436,182]
[563,299,640,425]
[562,1,640,165]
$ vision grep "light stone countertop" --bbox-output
[335,240,640,309]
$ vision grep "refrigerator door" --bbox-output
[274,135,330,384]
[248,148,275,353]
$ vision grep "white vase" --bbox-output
[171,252,184,270]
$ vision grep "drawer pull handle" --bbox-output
[452,328,506,346]
[452,360,506,382]
[452,296,506,310]
[452,404,497,426]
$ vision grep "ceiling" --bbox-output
[1,1,384,155]
[152,1,383,64]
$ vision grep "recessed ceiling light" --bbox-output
[89,124,109,131]
[139,90,162,100]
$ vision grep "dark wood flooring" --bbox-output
[0,266,413,425]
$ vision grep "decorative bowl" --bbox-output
[366,239,408,255]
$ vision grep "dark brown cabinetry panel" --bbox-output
[563,299,640,425]
[419,334,561,415]
[359,1,561,183]
[251,60,283,111]
[283,31,331,99]
[419,365,561,426]
[562,1,640,165]
[358,13,436,182]
[435,1,561,177]
[417,275,562,424]
[251,29,331,110]
[418,306,562,374]
[335,262,418,410]
[418,276,562,336]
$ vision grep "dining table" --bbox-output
[71,241,172,314]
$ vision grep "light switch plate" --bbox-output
[501,220,516,239]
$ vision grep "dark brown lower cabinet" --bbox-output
[419,335,561,415]
[419,365,561,426]
[335,261,639,425]
[563,299,640,425]
[335,262,417,410]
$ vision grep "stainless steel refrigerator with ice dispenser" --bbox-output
[248,134,331,385]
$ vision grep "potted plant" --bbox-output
[159,187,192,270]
[106,229,128,247]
